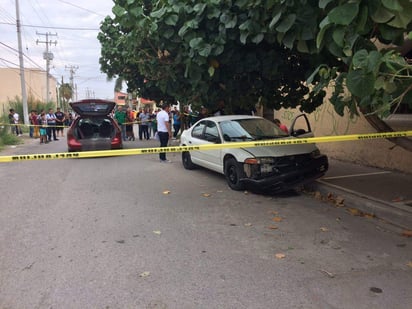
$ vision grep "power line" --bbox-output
[0,41,45,70]
[57,0,107,18]
[0,21,99,31]
[0,57,19,66]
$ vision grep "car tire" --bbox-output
[224,157,246,191]
[182,151,197,170]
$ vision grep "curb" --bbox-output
[309,180,412,231]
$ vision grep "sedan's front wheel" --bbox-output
[224,158,246,191]
[182,151,197,170]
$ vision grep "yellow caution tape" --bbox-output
[0,130,411,163]
[1,123,68,128]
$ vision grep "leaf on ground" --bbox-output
[202,193,211,197]
[268,210,279,215]
[320,227,329,232]
[244,223,253,227]
[243,191,249,195]
[275,253,286,259]
[163,190,171,195]
[153,231,162,235]
[314,191,322,200]
[347,207,375,218]
[272,216,283,222]
[335,196,345,206]
[267,225,278,230]
[407,261,412,268]
[347,208,361,216]
[320,269,335,278]
[401,230,412,238]
[139,271,150,278]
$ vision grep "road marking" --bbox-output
[323,171,392,180]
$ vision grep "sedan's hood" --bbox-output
[240,140,319,157]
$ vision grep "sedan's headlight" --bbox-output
[244,157,276,165]
[243,157,276,177]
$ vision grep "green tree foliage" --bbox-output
[59,83,73,111]
[59,83,72,101]
[98,0,412,117]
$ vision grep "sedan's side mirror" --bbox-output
[223,134,231,142]
[292,128,306,136]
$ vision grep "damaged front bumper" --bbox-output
[240,155,329,193]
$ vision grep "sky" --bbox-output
[0,0,119,101]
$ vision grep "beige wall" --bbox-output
[275,103,412,174]
[0,68,57,115]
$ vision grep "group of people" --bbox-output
[113,105,157,142]
[112,103,186,163]
[113,104,192,143]
[8,108,73,144]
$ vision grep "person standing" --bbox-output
[136,107,143,140]
[151,109,158,138]
[274,118,289,134]
[55,107,66,137]
[9,109,23,136]
[139,108,150,140]
[172,109,181,138]
[180,105,190,131]
[38,111,48,144]
[29,110,39,138]
[213,99,225,116]
[46,108,58,141]
[8,109,16,135]
[156,102,172,163]
[125,106,135,141]
[114,105,127,141]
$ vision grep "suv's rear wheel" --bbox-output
[224,158,246,191]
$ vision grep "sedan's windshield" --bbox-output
[219,118,288,141]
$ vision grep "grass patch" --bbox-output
[0,125,24,151]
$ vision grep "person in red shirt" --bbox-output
[30,110,39,138]
[274,118,289,134]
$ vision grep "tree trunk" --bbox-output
[364,114,412,152]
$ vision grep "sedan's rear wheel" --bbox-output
[224,158,246,191]
[182,151,196,170]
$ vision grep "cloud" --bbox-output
[0,0,117,100]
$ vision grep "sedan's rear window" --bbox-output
[75,104,112,114]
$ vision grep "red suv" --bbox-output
[67,99,123,152]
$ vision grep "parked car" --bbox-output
[67,99,123,152]
[179,114,328,193]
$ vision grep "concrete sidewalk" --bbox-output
[311,158,412,230]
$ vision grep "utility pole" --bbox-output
[65,65,78,102]
[36,31,57,104]
[15,0,29,125]
[85,88,95,99]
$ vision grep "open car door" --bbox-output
[289,114,314,138]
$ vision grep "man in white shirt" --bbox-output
[156,102,172,162]
[46,108,58,141]
[9,109,23,136]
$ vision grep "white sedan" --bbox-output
[180,114,328,192]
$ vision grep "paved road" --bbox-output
[0,135,411,308]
